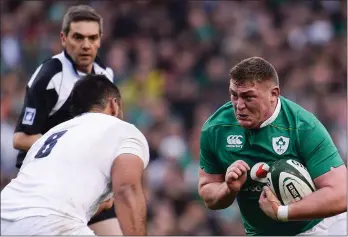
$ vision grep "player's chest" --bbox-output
[215,127,306,196]
[214,127,301,170]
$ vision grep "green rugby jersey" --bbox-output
[200,96,344,236]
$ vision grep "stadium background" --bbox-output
[1,0,346,235]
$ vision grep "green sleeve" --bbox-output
[199,127,225,174]
[298,116,344,179]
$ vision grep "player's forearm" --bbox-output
[200,182,237,210]
[114,183,147,235]
[288,186,346,221]
[13,132,42,151]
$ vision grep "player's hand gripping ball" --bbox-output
[266,159,316,205]
[259,159,317,221]
[259,186,281,220]
[225,160,250,192]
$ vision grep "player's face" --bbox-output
[61,21,101,72]
[229,79,279,129]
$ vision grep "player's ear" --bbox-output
[60,32,66,47]
[109,98,120,118]
[270,86,280,102]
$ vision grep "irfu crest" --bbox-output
[272,136,289,155]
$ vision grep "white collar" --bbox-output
[259,97,281,128]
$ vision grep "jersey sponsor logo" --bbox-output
[242,162,270,192]
[226,135,243,148]
[272,136,289,155]
[22,107,36,125]
[242,184,264,192]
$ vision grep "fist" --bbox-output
[259,186,281,220]
[225,160,250,192]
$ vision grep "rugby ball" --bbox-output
[266,159,316,205]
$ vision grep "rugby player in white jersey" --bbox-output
[1,74,149,235]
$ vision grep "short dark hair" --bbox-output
[70,74,121,116]
[61,5,103,35]
[229,57,279,85]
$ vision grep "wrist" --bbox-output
[277,205,289,222]
[225,182,240,195]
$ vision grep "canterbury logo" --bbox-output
[226,135,243,148]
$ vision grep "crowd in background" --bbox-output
[1,0,346,235]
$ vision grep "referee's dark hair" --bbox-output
[70,74,121,116]
[62,5,103,35]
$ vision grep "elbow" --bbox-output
[326,186,347,215]
[336,190,347,213]
[114,183,140,201]
[204,201,220,210]
[198,191,219,210]
[198,186,219,210]
[13,133,22,150]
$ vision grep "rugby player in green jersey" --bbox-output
[198,57,347,235]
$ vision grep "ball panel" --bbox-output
[286,160,316,191]
[279,172,315,205]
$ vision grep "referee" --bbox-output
[13,5,121,236]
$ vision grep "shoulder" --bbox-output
[27,58,63,88]
[94,56,114,82]
[94,114,147,140]
[118,120,147,141]
[279,96,320,131]
[202,101,238,134]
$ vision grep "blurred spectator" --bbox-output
[1,0,346,235]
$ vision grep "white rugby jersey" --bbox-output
[1,113,149,224]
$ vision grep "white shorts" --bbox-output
[298,212,347,236]
[1,215,95,235]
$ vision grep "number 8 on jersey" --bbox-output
[35,130,68,158]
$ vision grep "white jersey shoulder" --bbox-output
[1,113,149,223]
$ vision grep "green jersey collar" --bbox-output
[259,97,281,128]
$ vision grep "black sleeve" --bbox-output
[15,59,62,135]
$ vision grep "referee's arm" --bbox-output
[13,59,61,151]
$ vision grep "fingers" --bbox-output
[262,186,281,211]
[225,160,250,182]
[226,160,250,174]
[233,160,250,171]
[263,186,278,201]
[259,190,264,202]
[263,186,272,196]
[226,166,245,181]
[226,168,240,181]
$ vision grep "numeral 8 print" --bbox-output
[35,130,68,158]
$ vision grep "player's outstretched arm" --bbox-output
[199,160,250,210]
[111,154,147,236]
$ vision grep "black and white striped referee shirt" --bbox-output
[15,50,114,168]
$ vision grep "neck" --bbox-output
[265,99,278,120]
[77,64,93,74]
[89,107,116,117]
[257,98,280,129]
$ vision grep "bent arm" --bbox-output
[288,165,347,221]
[112,154,147,236]
[198,169,237,210]
[13,132,42,151]
[14,59,61,152]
